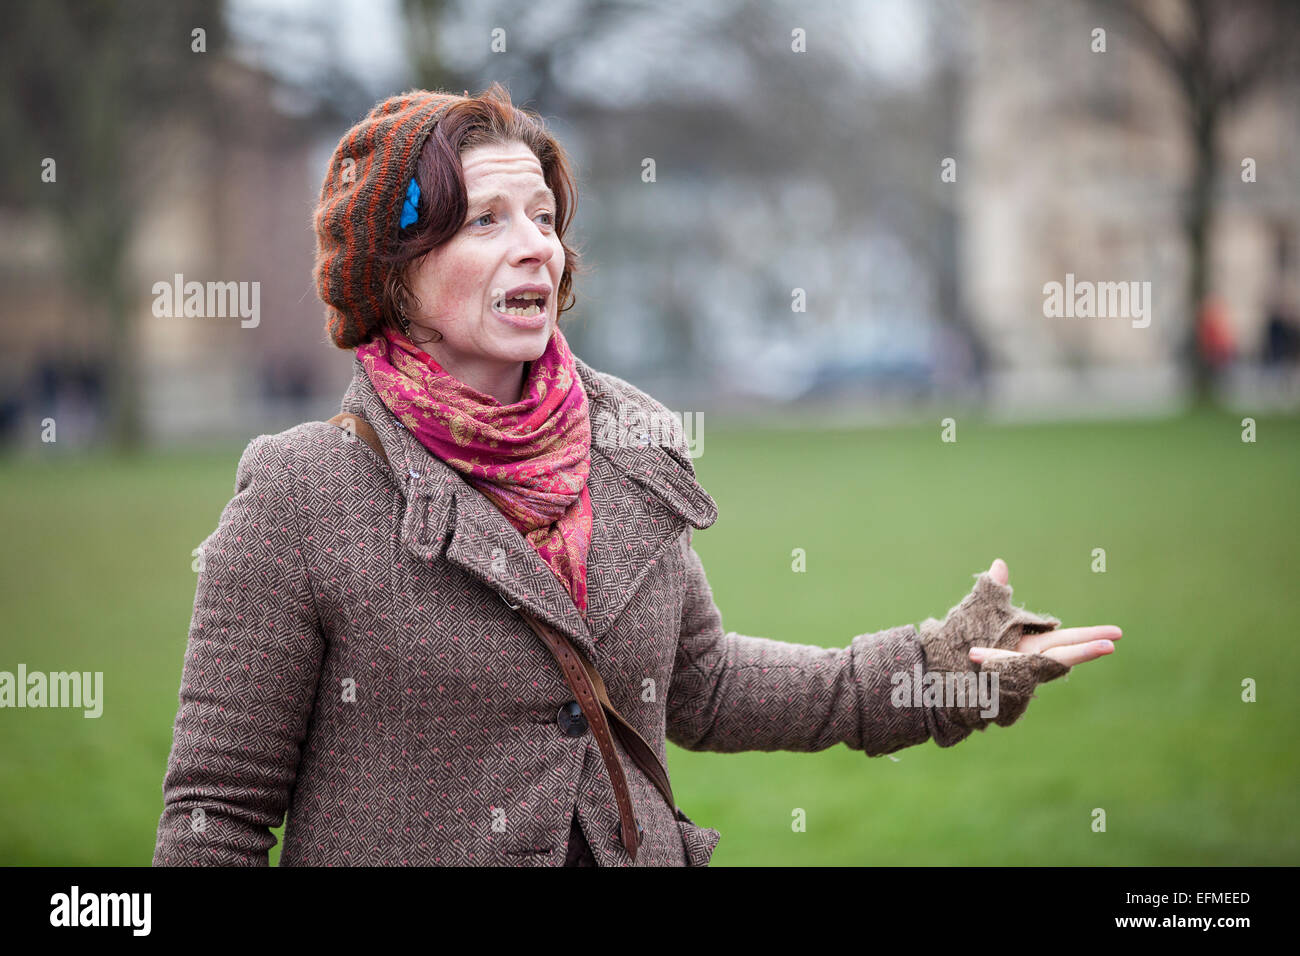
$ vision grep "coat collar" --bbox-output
[337,353,717,662]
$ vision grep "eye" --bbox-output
[536,211,555,226]
[470,212,494,228]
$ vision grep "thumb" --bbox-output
[988,558,1009,586]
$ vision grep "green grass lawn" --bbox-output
[2,410,1297,865]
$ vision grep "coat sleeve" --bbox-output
[153,435,325,866]
[665,532,959,756]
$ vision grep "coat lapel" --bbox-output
[575,358,718,642]
[337,354,717,663]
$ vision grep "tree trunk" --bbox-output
[104,264,142,449]
[1185,104,1217,404]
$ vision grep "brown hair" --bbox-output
[377,82,583,345]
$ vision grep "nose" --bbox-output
[509,215,554,269]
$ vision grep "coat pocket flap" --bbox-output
[674,808,720,867]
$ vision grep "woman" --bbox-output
[152,84,1120,867]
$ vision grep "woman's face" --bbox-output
[405,139,564,396]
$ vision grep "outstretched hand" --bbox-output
[971,558,1121,668]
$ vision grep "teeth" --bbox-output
[496,289,545,317]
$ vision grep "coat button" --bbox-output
[557,700,588,737]
[615,823,646,848]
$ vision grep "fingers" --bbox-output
[1020,624,1122,655]
[1042,640,1115,667]
[970,639,1115,668]
[988,558,1009,586]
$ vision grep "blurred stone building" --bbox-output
[960,0,1300,413]
[130,59,355,440]
[6,0,1296,445]
[1,56,353,445]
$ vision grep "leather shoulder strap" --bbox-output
[514,608,685,862]
[328,412,386,464]
[519,609,648,860]
[326,410,677,861]
[575,635,677,813]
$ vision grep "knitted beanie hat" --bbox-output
[314,90,462,350]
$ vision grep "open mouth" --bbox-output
[497,290,547,317]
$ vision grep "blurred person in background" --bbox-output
[1197,295,1238,373]
[1263,232,1300,369]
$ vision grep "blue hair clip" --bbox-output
[399,177,421,229]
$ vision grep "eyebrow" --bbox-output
[467,187,556,208]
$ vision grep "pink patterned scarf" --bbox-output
[357,325,594,614]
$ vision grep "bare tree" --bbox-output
[1098,0,1300,399]
[394,0,971,392]
[0,0,228,448]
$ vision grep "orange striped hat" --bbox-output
[314,90,461,349]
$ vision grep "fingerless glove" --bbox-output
[917,571,1070,746]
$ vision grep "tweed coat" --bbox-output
[152,354,947,867]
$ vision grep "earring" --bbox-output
[398,312,442,342]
